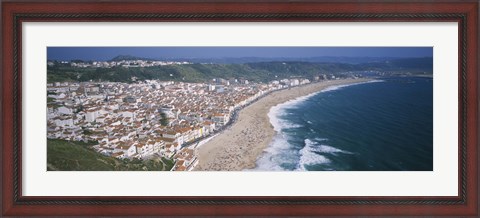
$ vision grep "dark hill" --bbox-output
[47,58,433,83]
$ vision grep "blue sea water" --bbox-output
[255,77,433,171]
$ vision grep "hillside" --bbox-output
[47,58,433,83]
[47,139,174,171]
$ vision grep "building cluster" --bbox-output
[48,59,190,68]
[47,78,311,171]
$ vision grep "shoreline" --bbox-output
[194,78,372,171]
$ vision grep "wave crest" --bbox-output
[297,139,352,170]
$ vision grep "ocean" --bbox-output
[255,77,433,171]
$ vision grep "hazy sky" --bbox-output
[47,47,433,61]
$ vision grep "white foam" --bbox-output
[297,140,330,171]
[252,134,298,171]
[282,122,303,129]
[296,139,355,170]
[267,105,285,132]
[306,139,352,155]
[252,156,285,171]
[264,134,291,153]
[320,79,384,93]
[267,104,303,132]
[318,145,353,154]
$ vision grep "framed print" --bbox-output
[1,0,478,216]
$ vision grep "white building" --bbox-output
[54,117,74,127]
[212,113,229,126]
[85,109,100,122]
[57,106,73,115]
[120,110,136,119]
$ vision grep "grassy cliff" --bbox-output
[47,139,174,171]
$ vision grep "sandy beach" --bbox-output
[194,78,371,171]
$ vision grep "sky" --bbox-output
[47,47,433,61]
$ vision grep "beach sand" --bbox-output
[194,78,371,171]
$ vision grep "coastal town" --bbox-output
[49,59,191,69]
[47,75,317,171]
[44,45,433,173]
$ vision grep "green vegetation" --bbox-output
[47,139,173,171]
[162,157,175,170]
[47,58,433,83]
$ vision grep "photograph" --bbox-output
[2,0,478,216]
[46,47,433,171]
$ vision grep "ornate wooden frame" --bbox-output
[1,0,478,216]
